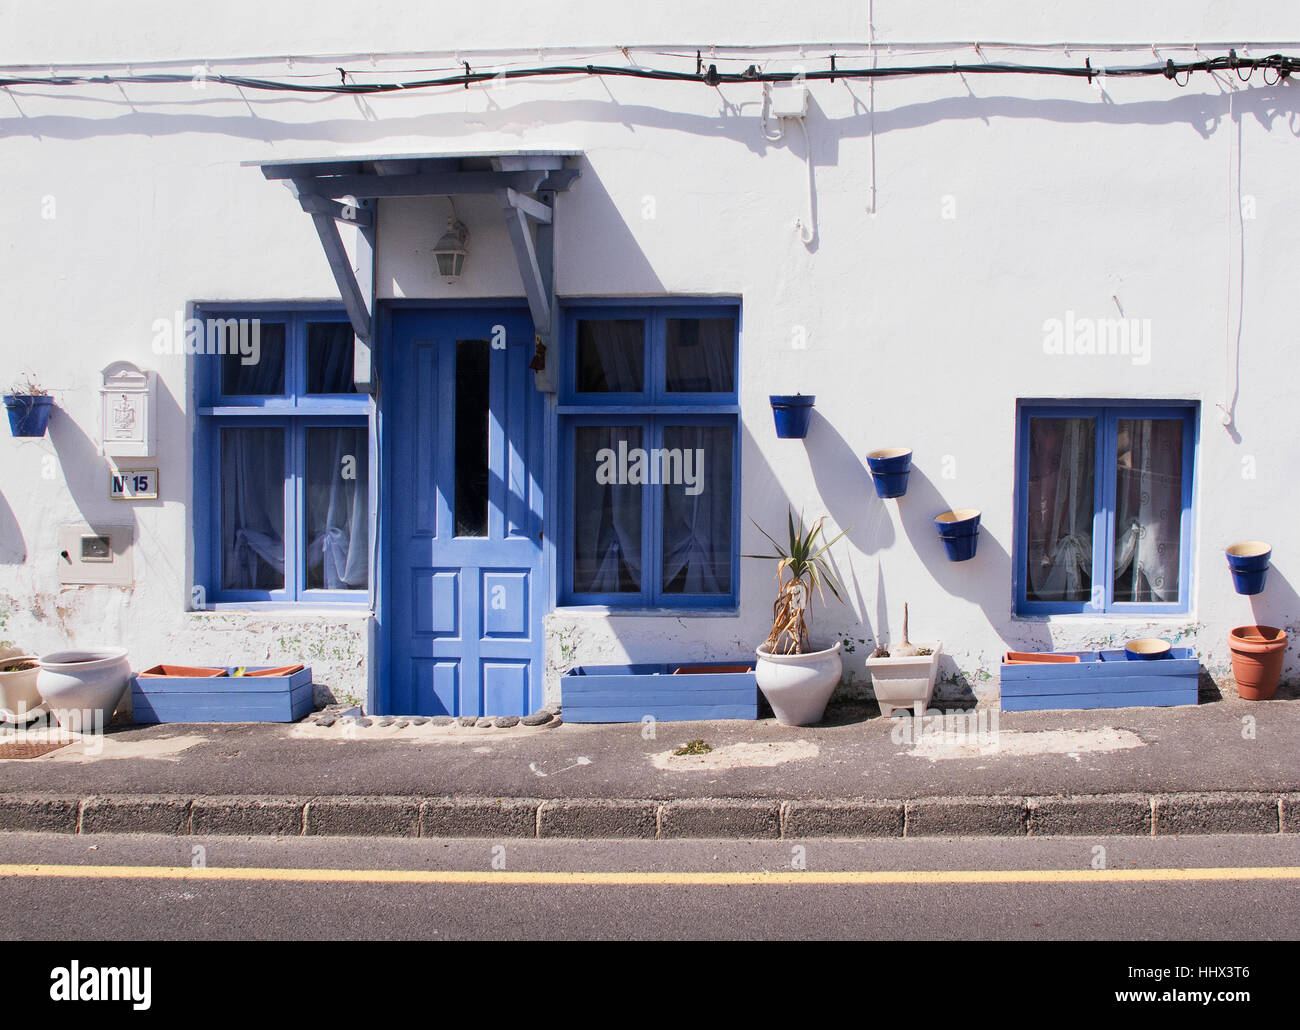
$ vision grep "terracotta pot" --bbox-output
[1228,625,1288,700]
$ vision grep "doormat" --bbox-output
[0,738,71,759]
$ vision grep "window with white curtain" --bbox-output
[560,304,739,608]
[1015,402,1195,615]
[197,308,370,605]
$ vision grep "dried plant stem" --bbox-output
[763,571,810,654]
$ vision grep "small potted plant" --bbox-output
[745,509,848,725]
[4,374,54,438]
[864,602,943,715]
[0,647,44,723]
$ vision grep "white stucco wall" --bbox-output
[2,2,1298,710]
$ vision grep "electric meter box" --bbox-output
[57,523,134,586]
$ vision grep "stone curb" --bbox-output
[1,792,1297,839]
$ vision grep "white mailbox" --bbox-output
[99,361,156,457]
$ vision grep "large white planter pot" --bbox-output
[754,640,843,726]
[864,643,942,716]
[37,648,130,725]
[0,655,44,723]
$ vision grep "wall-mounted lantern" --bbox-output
[99,360,156,457]
[434,217,470,283]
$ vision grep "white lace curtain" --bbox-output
[1027,415,1182,604]
[221,426,368,592]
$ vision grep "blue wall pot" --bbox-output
[939,531,979,562]
[770,395,815,439]
[1226,541,1271,595]
[866,448,913,498]
[4,395,54,438]
[934,508,981,562]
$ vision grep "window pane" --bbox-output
[220,320,286,395]
[576,319,644,392]
[220,428,284,590]
[661,425,733,594]
[306,322,357,394]
[455,340,490,537]
[305,427,369,590]
[1025,417,1095,603]
[1114,418,1182,602]
[666,318,736,393]
[573,425,643,593]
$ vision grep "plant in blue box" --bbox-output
[769,394,815,439]
[4,374,54,438]
[744,508,848,725]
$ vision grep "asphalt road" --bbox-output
[1,831,1297,941]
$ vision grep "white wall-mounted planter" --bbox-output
[754,640,842,725]
[864,643,942,716]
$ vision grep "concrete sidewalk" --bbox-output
[2,691,1298,839]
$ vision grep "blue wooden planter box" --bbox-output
[563,662,759,723]
[1000,649,1198,711]
[131,666,314,723]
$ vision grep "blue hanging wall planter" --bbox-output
[934,508,981,562]
[866,448,913,498]
[4,394,54,438]
[1225,541,1272,595]
[770,394,815,439]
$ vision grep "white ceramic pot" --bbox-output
[754,640,843,726]
[37,648,130,725]
[864,643,942,716]
[0,655,44,723]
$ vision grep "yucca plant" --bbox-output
[744,509,849,655]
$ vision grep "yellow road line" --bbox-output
[1,863,1299,886]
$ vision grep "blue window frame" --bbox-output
[193,306,370,606]
[1014,401,1197,616]
[558,301,741,608]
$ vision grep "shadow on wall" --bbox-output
[0,489,25,563]
[46,405,125,534]
[1248,565,1300,685]
[4,80,1297,151]
[554,161,667,295]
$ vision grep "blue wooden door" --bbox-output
[386,308,545,716]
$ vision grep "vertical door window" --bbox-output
[454,340,491,538]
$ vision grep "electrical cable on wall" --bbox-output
[2,51,1297,94]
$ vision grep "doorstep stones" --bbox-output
[303,709,562,734]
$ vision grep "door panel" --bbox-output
[387,309,544,716]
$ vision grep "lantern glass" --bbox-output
[434,219,468,283]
